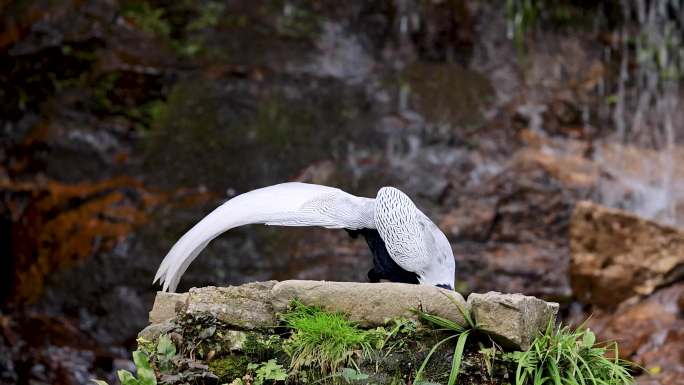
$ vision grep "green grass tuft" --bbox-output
[280,300,381,374]
[414,294,476,384]
[509,321,634,385]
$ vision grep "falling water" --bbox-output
[595,0,684,226]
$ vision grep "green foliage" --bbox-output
[208,355,250,381]
[91,350,157,385]
[156,335,177,372]
[506,321,634,385]
[92,336,181,385]
[339,367,369,383]
[416,293,476,332]
[244,334,286,361]
[280,300,382,374]
[378,317,418,356]
[414,294,476,384]
[446,330,470,385]
[121,3,171,37]
[247,359,288,385]
[479,343,498,378]
[136,337,155,358]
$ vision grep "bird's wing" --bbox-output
[154,182,375,292]
[373,187,429,273]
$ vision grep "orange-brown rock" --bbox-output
[570,201,684,308]
[589,283,684,385]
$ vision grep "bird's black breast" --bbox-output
[345,228,419,285]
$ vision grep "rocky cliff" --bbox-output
[3,1,684,384]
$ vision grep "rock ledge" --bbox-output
[144,280,558,351]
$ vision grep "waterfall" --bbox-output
[596,0,684,226]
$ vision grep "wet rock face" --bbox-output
[570,201,684,308]
[145,280,558,351]
[446,138,592,300]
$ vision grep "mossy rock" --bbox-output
[141,311,517,384]
[207,354,251,383]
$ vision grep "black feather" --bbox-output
[345,228,420,284]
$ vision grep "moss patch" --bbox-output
[208,355,250,382]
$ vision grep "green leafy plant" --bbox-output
[280,300,381,374]
[93,336,179,385]
[301,367,370,385]
[507,321,634,385]
[155,335,177,372]
[92,350,156,385]
[339,367,369,383]
[378,317,418,356]
[247,359,288,385]
[414,294,476,385]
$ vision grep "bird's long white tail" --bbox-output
[154,182,374,292]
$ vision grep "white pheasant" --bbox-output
[154,182,456,292]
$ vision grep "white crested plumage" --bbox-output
[154,182,455,292]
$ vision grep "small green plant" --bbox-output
[92,350,156,385]
[247,359,288,385]
[280,300,381,374]
[414,294,476,385]
[155,335,177,372]
[93,336,179,385]
[507,321,634,385]
[479,343,498,378]
[379,317,418,356]
[338,367,369,383]
[121,2,171,37]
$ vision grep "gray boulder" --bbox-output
[468,291,559,350]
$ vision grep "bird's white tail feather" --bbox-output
[154,182,373,292]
